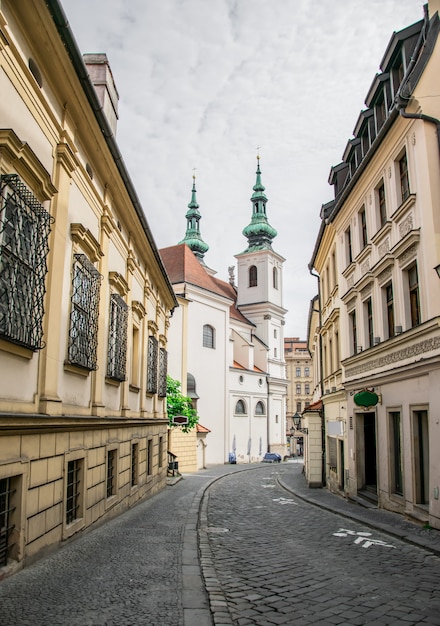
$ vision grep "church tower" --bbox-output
[179,174,209,264]
[235,155,287,456]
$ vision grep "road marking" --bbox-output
[333,528,395,549]
[272,497,297,505]
[262,484,276,488]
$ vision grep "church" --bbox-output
[160,158,288,466]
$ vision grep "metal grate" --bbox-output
[0,174,53,350]
[158,347,167,397]
[68,254,102,370]
[131,443,138,487]
[107,449,116,498]
[107,294,128,381]
[146,336,158,394]
[0,477,16,567]
[66,460,80,524]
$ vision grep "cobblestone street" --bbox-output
[202,465,440,625]
[0,462,439,625]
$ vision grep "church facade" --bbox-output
[161,159,288,465]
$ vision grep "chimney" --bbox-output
[83,53,119,135]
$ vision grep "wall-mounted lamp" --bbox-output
[293,412,308,434]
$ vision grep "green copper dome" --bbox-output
[179,176,209,261]
[242,156,277,252]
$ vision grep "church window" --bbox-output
[203,324,215,348]
[235,399,247,415]
[249,265,257,287]
[255,401,265,415]
[273,267,278,289]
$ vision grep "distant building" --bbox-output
[284,337,313,456]
[162,160,288,464]
[309,1,440,529]
[0,0,177,576]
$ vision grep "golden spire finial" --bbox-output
[256,146,261,161]
[192,167,196,180]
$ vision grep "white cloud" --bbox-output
[61,0,424,335]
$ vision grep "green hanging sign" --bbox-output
[353,389,379,408]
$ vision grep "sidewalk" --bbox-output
[277,460,440,557]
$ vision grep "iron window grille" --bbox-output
[146,335,158,394]
[158,347,167,397]
[131,443,139,487]
[0,477,16,567]
[66,460,80,524]
[107,449,116,498]
[107,294,128,381]
[0,174,53,350]
[68,253,102,370]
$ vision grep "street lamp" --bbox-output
[293,412,308,434]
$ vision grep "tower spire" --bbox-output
[179,173,209,263]
[242,155,277,252]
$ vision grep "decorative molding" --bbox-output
[264,314,271,320]
[101,208,116,236]
[347,276,354,289]
[399,213,413,238]
[378,238,390,258]
[108,271,129,296]
[159,333,167,347]
[345,336,440,377]
[0,129,57,200]
[377,265,393,284]
[148,320,158,335]
[361,259,370,275]
[398,243,417,267]
[131,300,146,320]
[360,284,372,299]
[70,223,103,262]
[56,142,79,175]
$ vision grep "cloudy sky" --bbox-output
[61,0,424,337]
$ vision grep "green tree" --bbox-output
[166,375,199,433]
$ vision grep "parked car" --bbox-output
[261,452,282,463]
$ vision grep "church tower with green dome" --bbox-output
[179,174,209,264]
[235,155,287,458]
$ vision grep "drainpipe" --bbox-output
[398,110,440,158]
[309,268,326,487]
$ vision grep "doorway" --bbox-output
[413,410,429,505]
[356,412,377,492]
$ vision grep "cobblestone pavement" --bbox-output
[1,461,440,626]
[0,465,241,626]
[201,463,440,626]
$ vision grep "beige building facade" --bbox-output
[0,0,177,576]
[284,337,313,457]
[309,2,440,529]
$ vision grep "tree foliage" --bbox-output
[166,375,199,433]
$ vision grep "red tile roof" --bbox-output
[196,423,211,433]
[160,244,253,326]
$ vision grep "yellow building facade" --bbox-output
[0,0,177,576]
[309,2,440,528]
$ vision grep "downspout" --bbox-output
[398,110,440,158]
[309,268,326,487]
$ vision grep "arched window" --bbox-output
[203,324,215,348]
[273,267,278,289]
[235,399,247,415]
[249,265,257,287]
[255,401,265,415]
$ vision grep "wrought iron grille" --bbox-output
[0,174,53,350]
[146,335,158,394]
[107,294,128,381]
[66,459,80,524]
[131,443,138,487]
[68,254,102,370]
[0,477,16,567]
[107,449,116,498]
[158,347,167,397]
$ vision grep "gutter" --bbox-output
[45,0,178,311]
